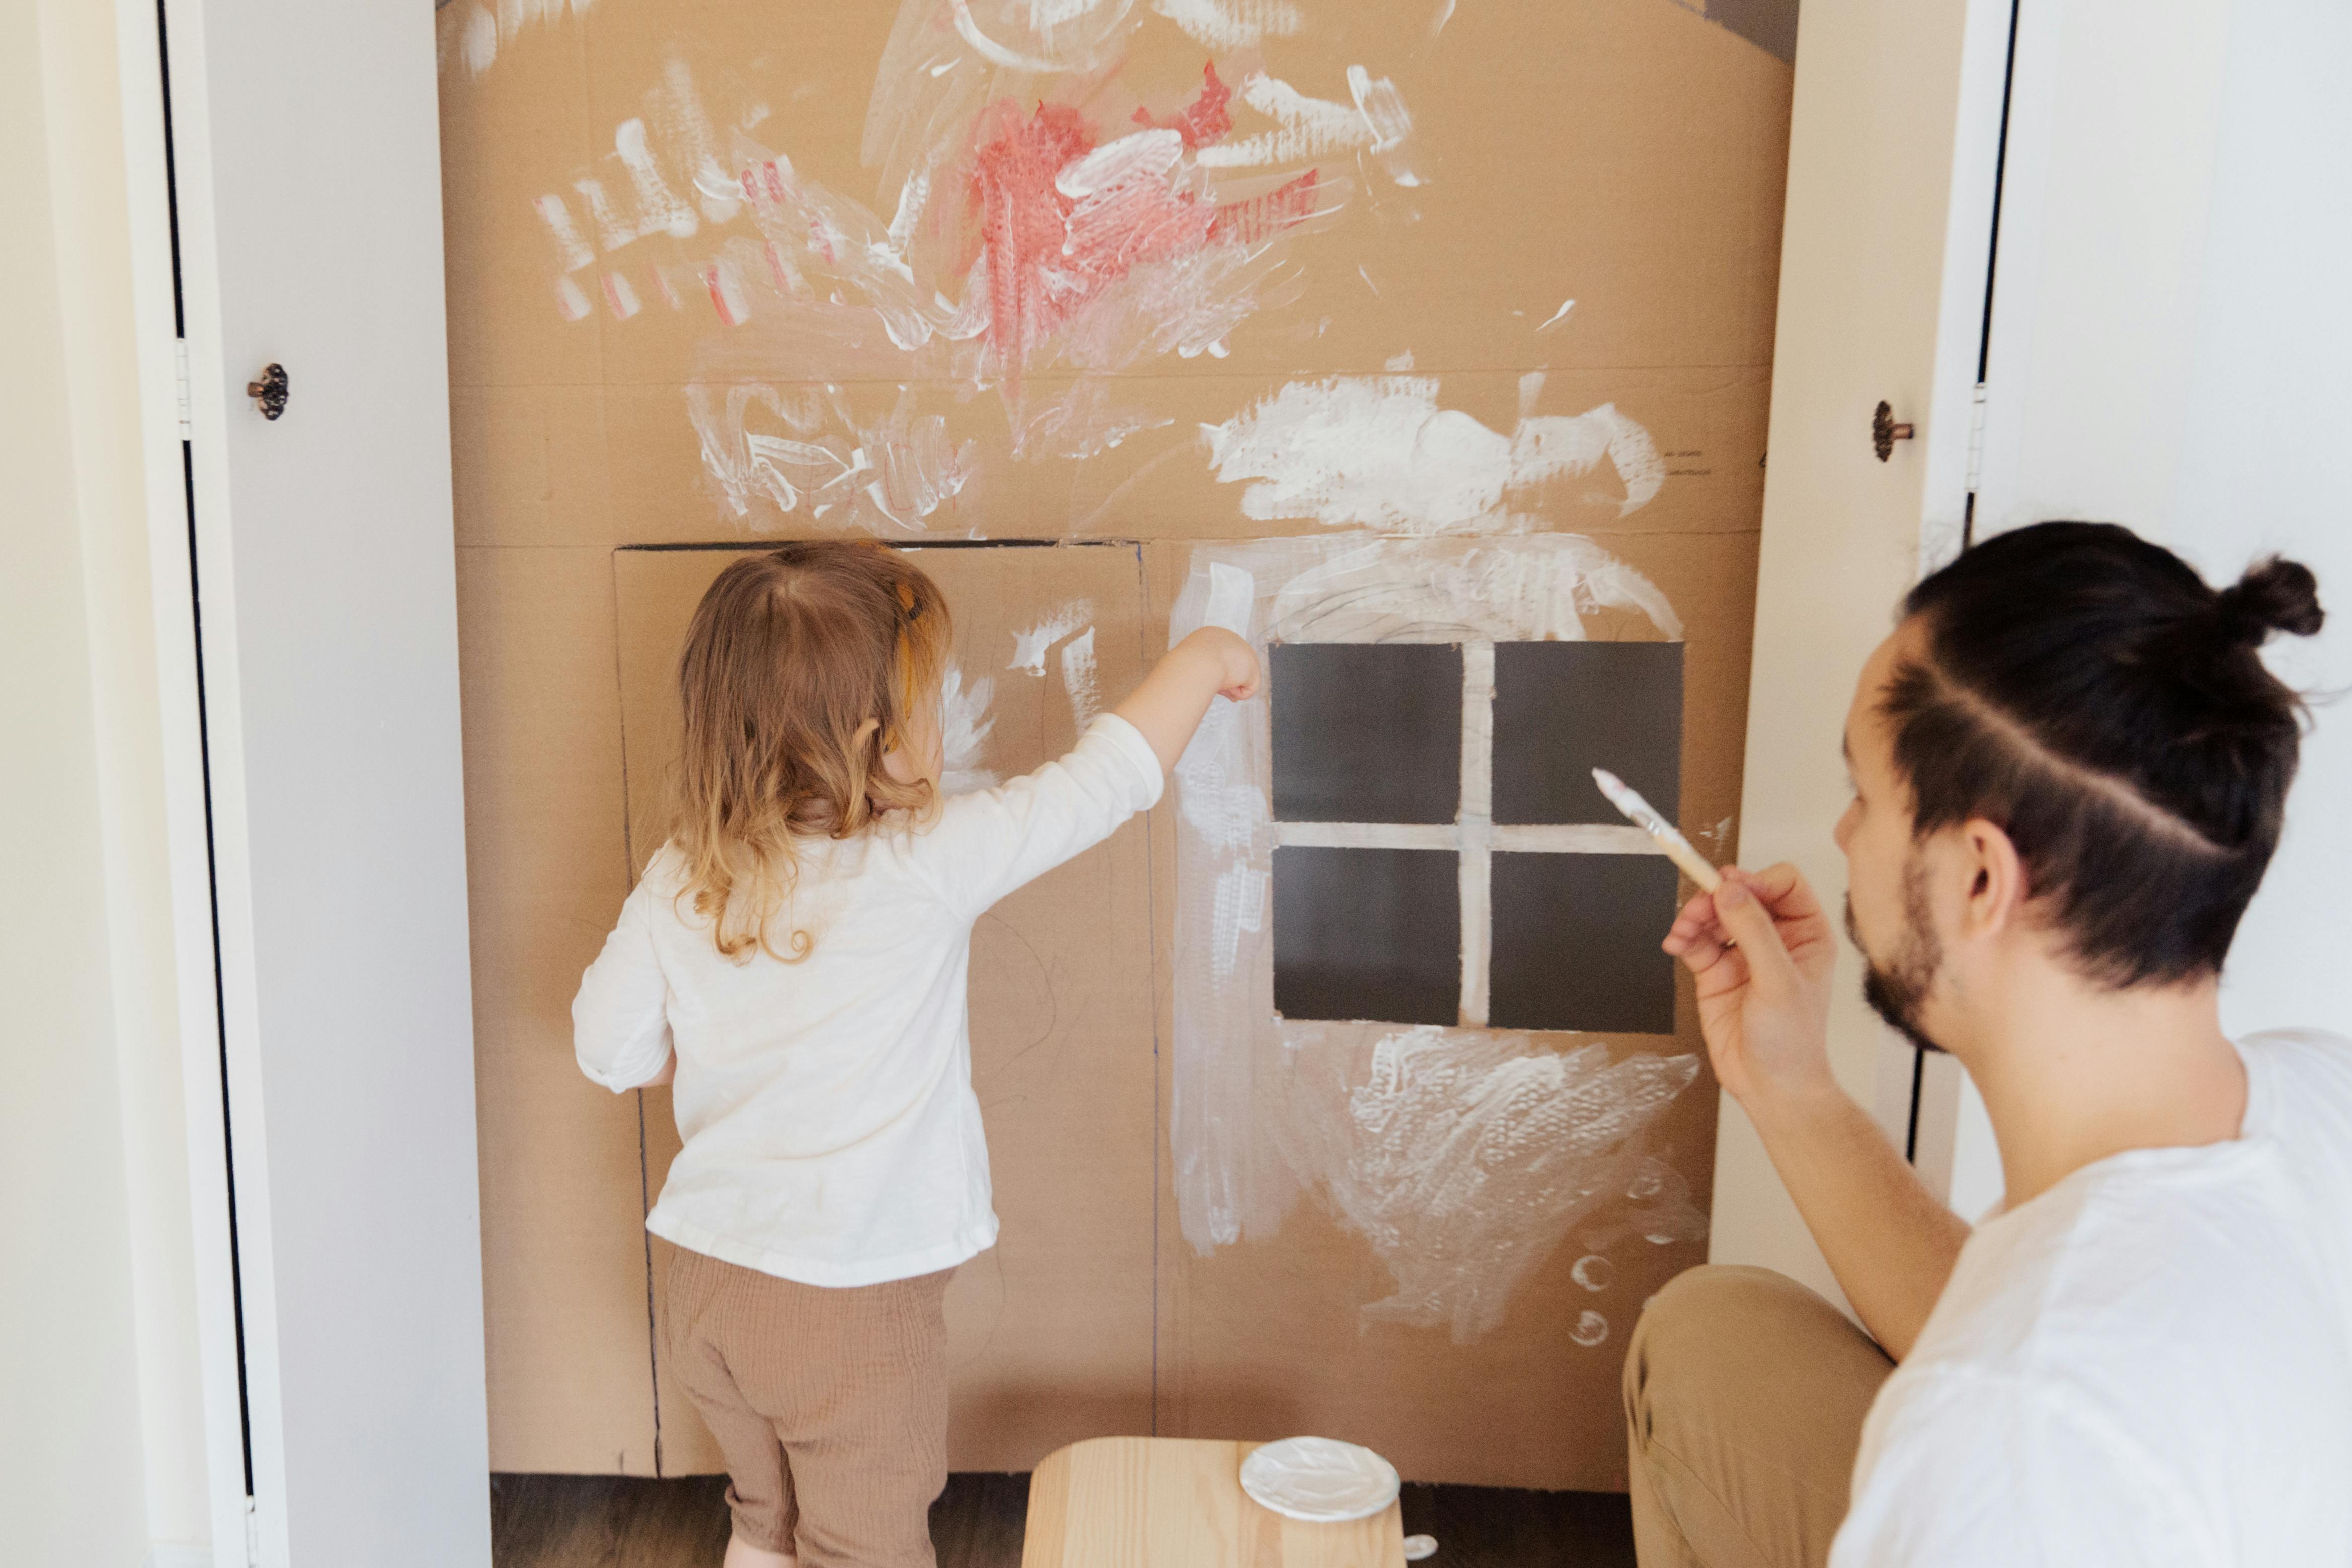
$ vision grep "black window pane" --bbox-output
[1492,641,1682,826]
[1489,853,1678,1033]
[1272,846,1459,1026]
[1272,643,1462,823]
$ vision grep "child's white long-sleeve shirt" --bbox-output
[573,714,1163,1287]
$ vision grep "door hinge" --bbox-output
[1965,381,1988,493]
[175,338,193,440]
[244,1495,260,1565]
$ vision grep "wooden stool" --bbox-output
[1020,1436,1408,1567]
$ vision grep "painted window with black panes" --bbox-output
[1268,637,1684,1033]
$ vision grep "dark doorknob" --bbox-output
[247,363,288,420]
[1872,401,1913,461]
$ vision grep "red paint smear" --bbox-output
[1133,61,1233,151]
[702,265,741,327]
[963,69,1317,371]
[1207,169,1320,246]
[969,99,1098,369]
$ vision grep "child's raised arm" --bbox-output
[1112,627,1263,773]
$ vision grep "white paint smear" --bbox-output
[1059,627,1101,728]
[570,177,632,252]
[1011,380,1174,462]
[442,0,588,79]
[1291,1027,1697,1340]
[615,118,698,239]
[1456,642,1495,1027]
[1056,127,1184,200]
[657,58,742,226]
[950,0,1067,71]
[1164,534,1701,1337]
[1347,65,1414,153]
[948,0,1136,73]
[532,194,595,272]
[1028,0,1121,26]
[460,5,499,76]
[687,382,978,536]
[1009,600,1096,675]
[940,662,1000,794]
[1201,561,1255,638]
[1537,298,1576,332]
[1202,375,1667,531]
[1198,72,1413,175]
[546,32,1359,532]
[1152,0,1302,49]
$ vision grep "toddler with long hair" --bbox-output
[574,541,1258,1568]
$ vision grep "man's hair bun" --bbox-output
[1895,521,2320,991]
[2216,556,2325,646]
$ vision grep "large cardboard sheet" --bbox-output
[1143,531,1754,1491]
[457,545,660,1473]
[441,0,1788,1486]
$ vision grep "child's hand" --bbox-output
[1185,627,1262,701]
[1114,627,1266,771]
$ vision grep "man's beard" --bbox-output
[1845,856,1948,1054]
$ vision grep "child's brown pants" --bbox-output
[664,1246,954,1567]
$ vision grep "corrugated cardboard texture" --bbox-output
[440,0,1785,1487]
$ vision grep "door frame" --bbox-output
[112,0,255,1561]
[1709,0,2019,1302]
[125,0,492,1561]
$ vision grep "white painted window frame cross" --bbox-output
[1267,638,1662,1028]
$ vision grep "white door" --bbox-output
[1709,0,2016,1303]
[1725,0,2352,1277]
[161,0,490,1561]
[1927,0,2352,1216]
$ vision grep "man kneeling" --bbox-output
[1621,522,2349,1565]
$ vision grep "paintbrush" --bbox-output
[1591,768,1723,893]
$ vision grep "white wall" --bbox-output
[1930,0,2352,1210]
[1728,0,2350,1267]
[1969,0,2236,544]
[1711,0,2012,1302]
[1965,0,2348,1005]
[5,1,218,1562]
[2169,0,2352,1045]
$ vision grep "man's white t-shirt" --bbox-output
[1831,1029,2352,1565]
[571,714,1163,1288]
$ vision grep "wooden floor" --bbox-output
[490,1472,1636,1568]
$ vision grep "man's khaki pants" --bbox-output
[1621,1265,1897,1568]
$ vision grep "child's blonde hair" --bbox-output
[670,542,952,961]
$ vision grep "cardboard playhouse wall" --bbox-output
[438,0,1791,1491]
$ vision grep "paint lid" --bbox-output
[1239,1436,1402,1523]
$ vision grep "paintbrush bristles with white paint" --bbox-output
[1592,768,1723,893]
